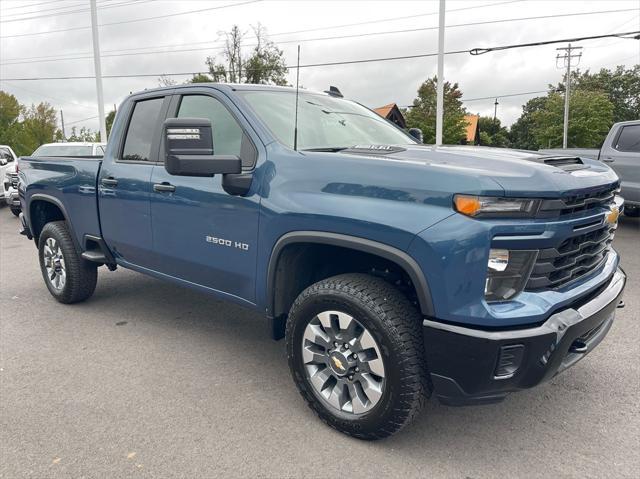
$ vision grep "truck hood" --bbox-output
[334,145,619,197]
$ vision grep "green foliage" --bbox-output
[405,77,467,144]
[67,126,99,142]
[530,91,613,148]
[0,91,23,151]
[192,24,288,85]
[563,65,640,123]
[477,116,509,147]
[510,66,637,150]
[105,109,116,137]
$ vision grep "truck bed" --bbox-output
[19,156,103,248]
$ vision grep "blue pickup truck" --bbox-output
[18,84,626,439]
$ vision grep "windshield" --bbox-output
[239,90,414,150]
[32,144,95,157]
[0,147,14,161]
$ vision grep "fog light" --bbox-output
[494,344,525,379]
[484,250,538,302]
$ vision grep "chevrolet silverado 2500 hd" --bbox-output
[18,84,626,439]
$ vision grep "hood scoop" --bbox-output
[529,155,588,172]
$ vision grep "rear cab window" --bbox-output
[121,97,165,162]
[614,125,640,153]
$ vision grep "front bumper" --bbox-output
[424,267,626,406]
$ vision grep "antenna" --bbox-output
[293,45,301,151]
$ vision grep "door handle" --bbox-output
[603,157,615,163]
[101,177,118,187]
[153,182,176,193]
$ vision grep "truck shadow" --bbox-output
[85,267,625,462]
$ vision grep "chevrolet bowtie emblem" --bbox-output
[331,356,345,371]
[605,206,620,225]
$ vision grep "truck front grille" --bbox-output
[525,224,615,290]
[538,185,618,217]
[7,172,19,189]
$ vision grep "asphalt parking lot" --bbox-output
[0,207,638,479]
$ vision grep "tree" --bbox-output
[105,109,116,137]
[508,96,548,150]
[405,77,468,144]
[192,24,288,85]
[0,91,21,150]
[17,102,58,155]
[530,90,613,148]
[67,126,99,142]
[478,116,509,147]
[158,74,177,87]
[560,65,640,123]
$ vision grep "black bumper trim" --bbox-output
[423,267,626,406]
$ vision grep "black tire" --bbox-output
[286,273,429,440]
[10,207,20,217]
[38,221,97,304]
[624,206,640,217]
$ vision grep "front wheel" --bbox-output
[286,273,429,440]
[38,221,98,303]
[10,207,20,217]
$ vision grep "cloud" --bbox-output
[0,0,638,135]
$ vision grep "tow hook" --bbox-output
[569,339,588,354]
[617,300,625,309]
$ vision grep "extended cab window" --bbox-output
[177,95,242,156]
[122,97,164,161]
[615,125,640,153]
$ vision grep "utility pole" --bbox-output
[556,43,582,148]
[435,0,445,146]
[90,0,107,142]
[493,98,499,123]
[60,109,66,140]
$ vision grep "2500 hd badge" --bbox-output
[205,235,250,251]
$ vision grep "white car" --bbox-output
[32,142,106,157]
[1,145,19,214]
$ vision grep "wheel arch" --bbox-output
[266,231,435,321]
[28,194,79,250]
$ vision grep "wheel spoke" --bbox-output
[302,309,386,416]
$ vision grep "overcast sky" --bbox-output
[0,0,639,136]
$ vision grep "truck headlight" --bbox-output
[454,195,540,218]
[485,249,538,302]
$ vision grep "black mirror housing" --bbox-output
[164,117,242,177]
[408,128,424,143]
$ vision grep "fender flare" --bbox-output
[266,231,435,317]
[27,194,80,251]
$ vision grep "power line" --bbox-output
[0,0,520,55]
[0,0,79,12]
[2,10,638,66]
[3,30,638,82]
[470,30,639,55]
[0,0,128,20]
[0,0,261,37]
[464,90,549,102]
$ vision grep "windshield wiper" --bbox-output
[301,147,350,152]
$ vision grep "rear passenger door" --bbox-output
[149,91,261,303]
[98,94,169,268]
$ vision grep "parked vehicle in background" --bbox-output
[32,142,107,157]
[540,120,640,217]
[17,84,626,439]
[3,163,21,217]
[0,145,19,215]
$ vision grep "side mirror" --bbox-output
[163,117,241,177]
[0,158,7,166]
[408,128,423,143]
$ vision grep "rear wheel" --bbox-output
[38,221,97,303]
[286,273,429,440]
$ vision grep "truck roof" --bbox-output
[133,83,332,97]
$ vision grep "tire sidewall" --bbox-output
[38,223,74,302]
[288,287,411,437]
